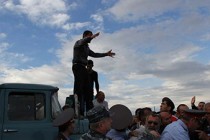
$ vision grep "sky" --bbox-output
[0,0,210,113]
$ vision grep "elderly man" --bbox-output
[92,91,109,110]
[80,106,112,140]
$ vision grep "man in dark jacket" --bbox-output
[86,59,99,111]
[72,30,115,116]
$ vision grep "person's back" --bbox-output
[161,109,206,140]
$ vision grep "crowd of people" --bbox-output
[54,96,210,140]
[52,30,210,140]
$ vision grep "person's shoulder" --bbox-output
[104,100,108,104]
[92,99,97,102]
[92,99,97,104]
[92,70,98,74]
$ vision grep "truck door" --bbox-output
[1,90,58,140]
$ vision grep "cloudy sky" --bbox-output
[1,0,210,113]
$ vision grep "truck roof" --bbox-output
[0,83,59,91]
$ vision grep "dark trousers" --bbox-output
[72,64,91,115]
[86,91,94,112]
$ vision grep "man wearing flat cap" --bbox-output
[161,109,206,140]
[53,108,75,140]
[80,106,112,140]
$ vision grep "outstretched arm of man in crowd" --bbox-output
[191,96,198,110]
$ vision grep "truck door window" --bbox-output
[8,92,45,121]
[51,92,62,119]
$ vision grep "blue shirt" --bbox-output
[106,129,129,140]
[161,119,190,140]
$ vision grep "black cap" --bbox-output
[110,104,132,130]
[162,97,175,112]
[53,108,74,127]
[87,106,110,123]
[184,109,206,118]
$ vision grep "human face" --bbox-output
[86,64,93,71]
[146,115,160,131]
[177,105,189,118]
[67,120,76,134]
[160,112,172,126]
[160,101,170,112]
[84,32,93,43]
[98,93,105,103]
[188,118,201,132]
[100,117,112,134]
[205,105,210,123]
[144,109,152,116]
[84,32,93,38]
[198,102,205,110]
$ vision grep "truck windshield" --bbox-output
[51,91,62,119]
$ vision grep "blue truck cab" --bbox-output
[0,83,89,140]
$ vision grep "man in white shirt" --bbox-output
[92,91,109,110]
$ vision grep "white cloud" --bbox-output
[0,40,31,66]
[91,14,104,30]
[0,42,9,52]
[1,0,90,30]
[201,33,210,41]
[106,0,210,22]
[91,14,104,23]
[0,64,71,85]
[0,33,7,39]
[62,22,91,30]
[2,0,69,27]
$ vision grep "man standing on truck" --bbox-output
[86,59,100,111]
[72,30,115,116]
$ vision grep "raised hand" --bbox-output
[106,50,116,58]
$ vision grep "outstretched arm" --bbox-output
[91,32,100,39]
[106,50,116,57]
[191,96,198,109]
